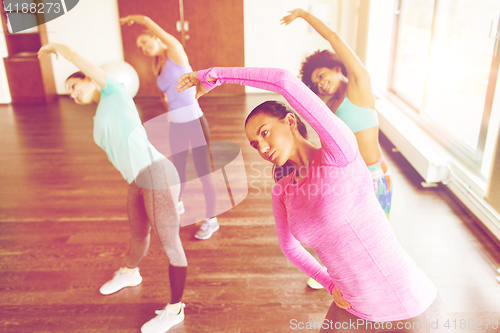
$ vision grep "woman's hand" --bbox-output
[38,43,106,88]
[281,9,304,25]
[332,286,351,310]
[119,15,149,27]
[37,43,59,60]
[176,72,215,99]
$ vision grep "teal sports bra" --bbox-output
[330,96,379,133]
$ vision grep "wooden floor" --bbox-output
[1,95,500,333]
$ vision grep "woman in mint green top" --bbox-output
[38,43,189,332]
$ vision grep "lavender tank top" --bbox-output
[157,57,203,123]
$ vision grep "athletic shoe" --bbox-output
[194,217,219,240]
[99,267,142,295]
[141,303,185,333]
[307,277,324,290]
[178,201,185,215]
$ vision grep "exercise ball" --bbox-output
[101,61,140,98]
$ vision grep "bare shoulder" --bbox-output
[345,80,375,109]
[166,45,190,67]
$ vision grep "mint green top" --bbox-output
[332,96,379,133]
[93,74,163,184]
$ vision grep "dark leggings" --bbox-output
[169,115,216,218]
[320,294,448,332]
[126,158,187,304]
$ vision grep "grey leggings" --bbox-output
[126,158,187,268]
[320,294,448,333]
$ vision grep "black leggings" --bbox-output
[320,294,448,332]
[169,115,216,218]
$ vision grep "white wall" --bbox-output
[243,0,359,93]
[365,0,394,91]
[0,26,11,103]
[46,0,124,94]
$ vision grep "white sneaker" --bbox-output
[307,277,324,290]
[99,267,142,295]
[141,303,185,333]
[194,217,220,240]
[178,201,185,215]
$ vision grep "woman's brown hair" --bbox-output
[245,101,308,183]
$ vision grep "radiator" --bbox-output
[375,98,500,245]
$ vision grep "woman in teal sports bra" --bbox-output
[282,8,392,218]
[282,8,393,290]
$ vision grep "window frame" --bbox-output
[387,0,500,178]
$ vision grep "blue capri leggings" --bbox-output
[367,156,392,219]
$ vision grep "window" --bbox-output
[371,0,500,177]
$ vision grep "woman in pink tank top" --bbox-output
[177,68,448,332]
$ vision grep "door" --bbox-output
[182,0,244,95]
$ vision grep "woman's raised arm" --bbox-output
[37,43,107,88]
[282,9,369,85]
[177,67,358,166]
